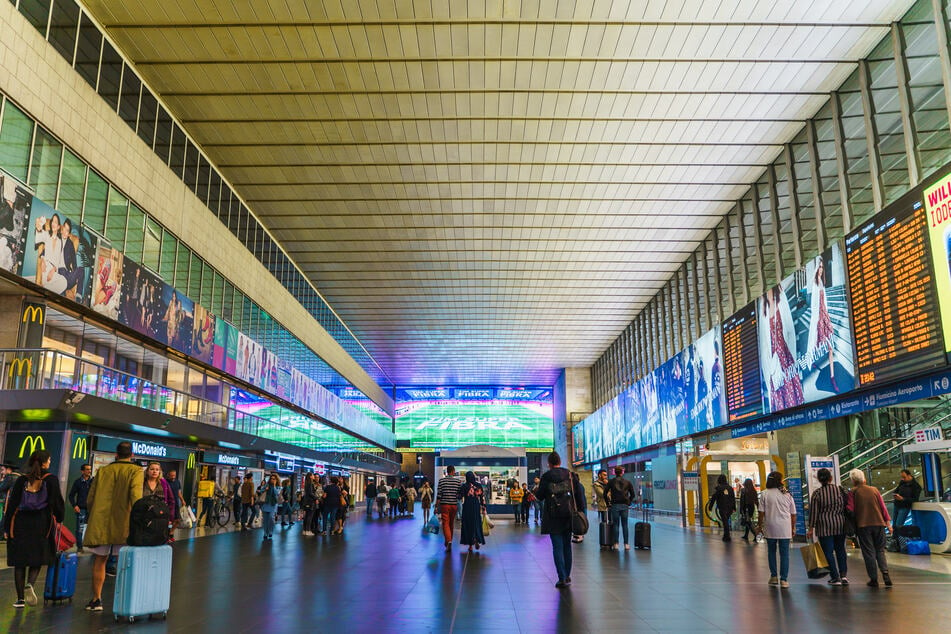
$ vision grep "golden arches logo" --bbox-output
[18,435,45,458]
[187,453,196,469]
[21,305,44,324]
[8,357,33,378]
[73,436,88,460]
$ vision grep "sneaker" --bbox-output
[841,577,850,586]
[883,574,893,587]
[555,580,568,588]
[12,600,25,608]
[24,584,37,606]
[612,543,619,551]
[780,580,790,589]
[302,530,312,536]
[624,544,631,551]
[828,579,842,586]
[867,579,879,587]
[768,576,779,586]
[85,598,103,611]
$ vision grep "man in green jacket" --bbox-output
[83,442,143,612]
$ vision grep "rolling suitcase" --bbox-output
[634,522,651,549]
[44,551,78,604]
[113,545,172,622]
[599,521,612,550]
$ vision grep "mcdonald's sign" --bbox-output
[21,304,44,324]
[18,434,45,458]
[72,436,88,460]
[8,357,33,378]
[187,453,196,469]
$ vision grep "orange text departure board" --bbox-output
[723,302,763,422]
[845,194,946,386]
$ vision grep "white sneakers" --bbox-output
[302,531,314,536]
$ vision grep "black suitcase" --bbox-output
[599,521,612,550]
[634,521,651,549]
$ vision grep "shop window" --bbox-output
[0,101,34,182]
[47,0,80,64]
[18,0,51,37]
[159,229,176,281]
[137,88,157,149]
[153,106,172,164]
[168,123,186,179]
[73,12,100,89]
[29,126,62,203]
[165,358,186,391]
[97,39,122,112]
[104,186,127,250]
[83,168,107,234]
[57,148,86,217]
[118,64,141,132]
[125,203,145,261]
[142,218,160,271]
[868,38,911,205]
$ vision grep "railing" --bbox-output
[0,348,397,469]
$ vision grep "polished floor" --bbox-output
[1,511,950,633]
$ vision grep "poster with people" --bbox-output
[90,245,122,319]
[582,410,604,463]
[159,284,193,352]
[191,304,216,364]
[656,351,688,440]
[684,327,724,434]
[756,243,856,414]
[235,332,262,385]
[118,257,166,341]
[22,198,98,305]
[0,171,30,274]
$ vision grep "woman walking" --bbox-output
[419,481,434,526]
[405,483,417,516]
[458,472,486,553]
[708,474,736,542]
[3,450,65,608]
[142,462,176,523]
[758,471,796,588]
[807,468,849,585]
[739,479,758,541]
[301,473,318,536]
[258,474,280,541]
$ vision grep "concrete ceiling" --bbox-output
[80,0,914,386]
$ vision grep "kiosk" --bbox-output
[903,438,951,553]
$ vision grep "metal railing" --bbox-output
[0,348,397,469]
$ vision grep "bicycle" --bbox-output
[208,494,231,527]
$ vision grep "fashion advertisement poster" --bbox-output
[90,245,122,319]
[684,327,724,435]
[191,304,216,364]
[582,409,604,464]
[118,257,166,341]
[0,171,30,274]
[22,197,98,305]
[656,351,687,441]
[923,170,951,358]
[235,332,262,386]
[756,243,856,415]
[159,284,194,353]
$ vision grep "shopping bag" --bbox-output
[481,514,491,536]
[801,541,830,579]
[484,514,495,529]
[425,514,440,534]
[905,539,931,555]
[180,505,195,529]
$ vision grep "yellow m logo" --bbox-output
[8,357,33,378]
[18,435,45,458]
[187,453,196,469]
[21,305,44,324]
[73,436,88,460]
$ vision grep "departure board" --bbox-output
[845,192,946,386]
[723,302,763,422]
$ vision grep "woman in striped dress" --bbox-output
[806,468,849,585]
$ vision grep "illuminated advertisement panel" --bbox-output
[923,169,951,360]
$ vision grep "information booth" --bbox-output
[904,438,951,553]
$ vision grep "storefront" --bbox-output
[91,434,197,500]
[199,449,261,498]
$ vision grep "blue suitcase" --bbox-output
[113,545,172,622]
[44,552,78,604]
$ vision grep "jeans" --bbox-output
[323,507,338,532]
[75,509,87,550]
[533,500,542,522]
[439,503,458,544]
[367,498,374,516]
[232,498,242,523]
[893,506,911,531]
[262,511,274,537]
[818,534,848,580]
[766,538,790,580]
[609,504,630,545]
[513,503,522,522]
[549,531,573,582]
[857,526,889,581]
[198,498,213,526]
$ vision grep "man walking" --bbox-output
[531,476,543,524]
[435,466,463,551]
[364,479,377,517]
[68,463,93,553]
[165,469,186,527]
[605,466,636,550]
[240,472,256,529]
[850,469,893,587]
[83,442,143,612]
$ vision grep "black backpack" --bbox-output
[128,496,171,546]
[548,477,574,519]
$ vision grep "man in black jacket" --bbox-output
[537,452,583,588]
[68,463,93,552]
[605,466,635,551]
[892,469,922,533]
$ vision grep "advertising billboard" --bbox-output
[924,170,951,359]
[22,197,98,305]
[0,170,30,274]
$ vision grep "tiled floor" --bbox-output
[1,512,949,632]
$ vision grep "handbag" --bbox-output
[801,541,830,579]
[425,514,440,534]
[841,488,857,536]
[53,520,76,551]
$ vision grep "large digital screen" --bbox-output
[756,243,856,414]
[723,301,763,422]
[846,190,945,385]
[923,169,951,360]
[395,387,554,449]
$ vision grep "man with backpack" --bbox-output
[605,466,635,551]
[537,451,584,588]
[83,442,143,612]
